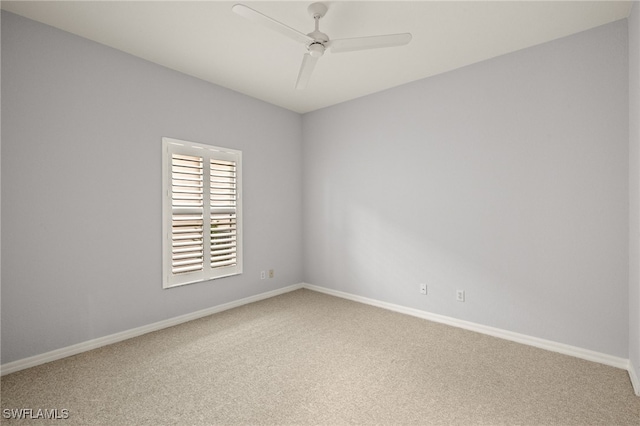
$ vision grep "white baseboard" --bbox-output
[301,283,631,372]
[629,360,640,396]
[1,283,303,376]
[3,281,638,397]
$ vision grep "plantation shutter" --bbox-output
[171,154,204,274]
[210,158,238,269]
[163,138,242,288]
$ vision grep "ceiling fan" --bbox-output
[232,2,412,90]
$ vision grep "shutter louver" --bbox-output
[171,154,204,275]
[210,159,237,269]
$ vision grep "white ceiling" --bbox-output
[2,1,633,113]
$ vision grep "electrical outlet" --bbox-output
[456,290,465,302]
[419,283,427,295]
[269,269,274,279]
[260,271,266,280]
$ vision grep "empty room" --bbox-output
[1,0,639,424]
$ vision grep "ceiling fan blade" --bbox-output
[295,54,319,90]
[232,4,313,45]
[329,33,412,53]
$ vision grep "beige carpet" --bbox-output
[1,289,638,425]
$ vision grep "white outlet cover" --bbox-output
[456,290,465,302]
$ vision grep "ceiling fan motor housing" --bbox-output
[308,41,325,57]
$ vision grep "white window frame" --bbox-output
[162,137,243,289]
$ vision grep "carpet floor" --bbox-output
[1,288,639,425]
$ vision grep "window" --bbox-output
[162,137,242,288]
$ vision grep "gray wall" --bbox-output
[302,20,629,357]
[2,10,635,367]
[629,1,640,381]
[1,12,303,364]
